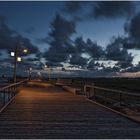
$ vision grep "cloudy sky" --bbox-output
[1,1,140,78]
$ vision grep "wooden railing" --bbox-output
[84,83,140,113]
[0,79,28,111]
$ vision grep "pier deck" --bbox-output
[0,82,140,138]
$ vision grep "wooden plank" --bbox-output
[0,82,140,139]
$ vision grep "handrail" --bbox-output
[94,86,140,97]
[85,83,140,97]
[0,79,28,111]
[0,79,28,92]
[84,83,140,114]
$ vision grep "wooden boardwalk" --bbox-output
[0,82,140,139]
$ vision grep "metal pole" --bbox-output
[48,68,51,81]
[28,70,31,81]
[13,46,18,83]
[120,93,122,112]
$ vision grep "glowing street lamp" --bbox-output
[23,49,28,53]
[11,52,15,57]
[11,46,28,83]
[17,57,22,62]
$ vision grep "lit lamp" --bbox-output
[11,46,28,83]
[11,52,15,57]
[17,57,21,62]
[23,49,28,53]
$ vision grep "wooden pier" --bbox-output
[0,82,140,139]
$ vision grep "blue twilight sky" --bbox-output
[1,1,140,76]
[0,1,127,49]
[0,1,63,50]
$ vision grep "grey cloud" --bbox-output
[124,12,140,49]
[101,66,120,73]
[45,61,63,67]
[87,59,101,70]
[49,14,76,42]
[125,63,140,72]
[93,1,135,19]
[36,52,43,59]
[64,1,135,21]
[44,14,76,63]
[116,60,133,69]
[106,37,133,62]
[69,54,87,67]
[105,36,134,70]
[0,16,39,55]
[14,35,39,55]
[74,36,86,53]
[86,38,105,59]
[24,57,40,62]
[64,1,83,14]
[125,12,140,40]
[44,46,68,63]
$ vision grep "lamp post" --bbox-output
[28,67,32,81]
[45,65,51,81]
[11,47,28,83]
[13,46,18,83]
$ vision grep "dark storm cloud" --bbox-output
[14,35,39,55]
[45,61,63,67]
[18,61,41,70]
[0,57,13,64]
[86,38,105,59]
[101,66,120,73]
[104,36,134,70]
[124,12,140,49]
[44,14,76,63]
[67,37,88,67]
[0,16,16,50]
[116,60,133,69]
[64,1,83,14]
[73,36,86,53]
[68,37,105,67]
[36,52,43,59]
[64,1,135,20]
[106,37,133,62]
[93,1,135,19]
[125,63,140,72]
[24,57,40,62]
[69,54,87,67]
[87,59,100,70]
[125,12,140,40]
[44,46,68,63]
[0,16,39,55]
[121,37,138,49]
[49,14,76,41]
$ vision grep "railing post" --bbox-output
[91,83,94,98]
[104,90,107,105]
[120,93,122,112]
[8,88,10,101]
[84,83,95,99]
[3,89,5,106]
[0,79,28,110]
